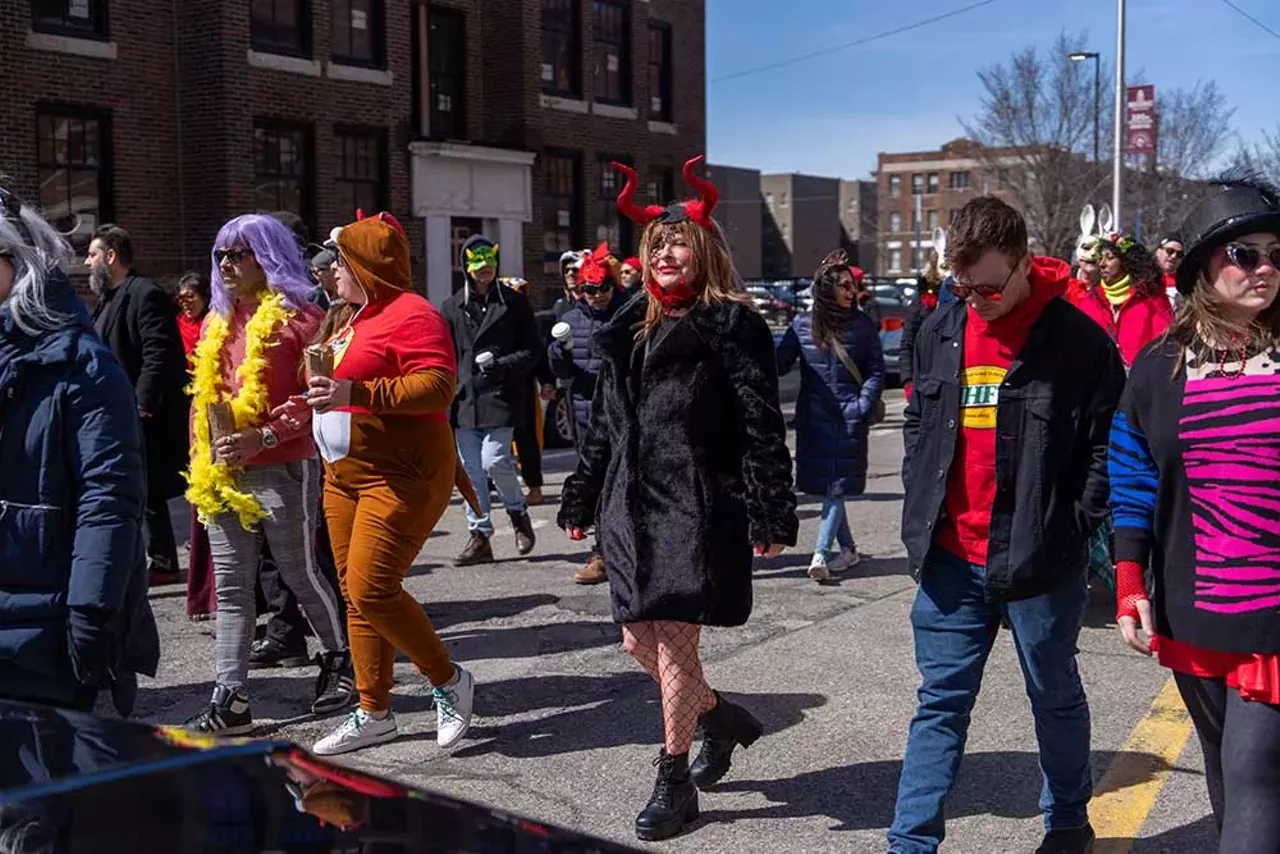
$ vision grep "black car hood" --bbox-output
[0,700,638,852]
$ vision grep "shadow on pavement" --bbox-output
[1129,815,1217,853]
[133,673,324,726]
[426,594,560,631]
[443,675,825,760]
[439,619,621,661]
[702,750,1176,833]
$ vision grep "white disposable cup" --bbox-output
[476,351,495,370]
[551,322,573,348]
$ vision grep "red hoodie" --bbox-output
[936,256,1069,567]
[1075,279,1173,367]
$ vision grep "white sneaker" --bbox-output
[312,708,398,756]
[808,553,830,581]
[829,547,861,573]
[434,665,475,748]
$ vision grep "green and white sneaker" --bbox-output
[433,665,475,748]
[312,708,398,756]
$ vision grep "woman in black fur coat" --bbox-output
[558,157,798,842]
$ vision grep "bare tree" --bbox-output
[961,33,1111,260]
[1127,82,1236,239]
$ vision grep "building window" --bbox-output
[35,105,111,249]
[888,248,902,272]
[889,212,901,232]
[427,6,466,139]
[542,0,581,97]
[888,175,901,199]
[764,192,774,208]
[912,174,924,195]
[332,0,383,67]
[252,0,310,57]
[334,127,386,220]
[648,22,673,121]
[927,172,939,194]
[543,150,581,275]
[947,208,958,225]
[32,0,108,38]
[949,171,972,190]
[594,1,631,105]
[253,120,313,224]
[926,209,938,230]
[647,170,674,206]
[597,157,632,254]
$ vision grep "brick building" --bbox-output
[760,172,840,280]
[0,0,705,306]
[876,137,1021,277]
[839,178,877,277]
[706,163,761,279]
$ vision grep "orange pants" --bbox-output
[324,471,454,711]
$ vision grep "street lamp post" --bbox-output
[1113,0,1126,227]
[1068,51,1101,163]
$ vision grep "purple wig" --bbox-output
[209,213,315,317]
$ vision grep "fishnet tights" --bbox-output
[622,621,717,755]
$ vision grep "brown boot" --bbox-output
[454,532,493,567]
[573,553,607,585]
[509,510,536,556]
[526,487,545,506]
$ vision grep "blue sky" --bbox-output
[706,0,1278,179]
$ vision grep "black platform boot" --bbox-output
[635,750,699,841]
[689,691,764,789]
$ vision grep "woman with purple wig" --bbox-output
[184,213,355,735]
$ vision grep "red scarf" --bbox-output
[921,292,938,311]
[645,278,699,310]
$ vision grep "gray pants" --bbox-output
[206,459,346,691]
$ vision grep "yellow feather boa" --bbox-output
[185,291,294,528]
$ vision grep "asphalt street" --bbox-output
[134,386,1216,853]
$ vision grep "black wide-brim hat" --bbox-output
[1177,183,1280,295]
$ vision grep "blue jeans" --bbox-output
[814,496,855,555]
[887,547,1092,854]
[455,427,527,536]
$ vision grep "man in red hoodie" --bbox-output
[890,198,1126,854]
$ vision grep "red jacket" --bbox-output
[1076,283,1173,367]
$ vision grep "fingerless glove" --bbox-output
[1115,559,1148,622]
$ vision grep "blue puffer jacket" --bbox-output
[776,309,885,497]
[547,289,629,433]
[0,270,158,711]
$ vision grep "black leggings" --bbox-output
[1173,671,1280,853]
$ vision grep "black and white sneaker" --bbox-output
[312,650,357,715]
[185,684,253,736]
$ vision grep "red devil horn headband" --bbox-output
[611,162,665,224]
[680,155,719,228]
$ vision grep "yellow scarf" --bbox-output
[185,291,294,528]
[1102,274,1132,307]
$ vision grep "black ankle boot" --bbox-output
[635,750,699,841]
[690,691,764,789]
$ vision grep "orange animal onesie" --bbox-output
[312,214,459,711]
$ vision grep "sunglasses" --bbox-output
[214,248,252,264]
[1162,247,1183,259]
[1224,243,1280,274]
[950,265,1017,301]
[581,284,612,296]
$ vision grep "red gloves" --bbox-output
[1115,559,1148,621]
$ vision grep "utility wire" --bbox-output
[1220,0,1280,41]
[710,0,1000,84]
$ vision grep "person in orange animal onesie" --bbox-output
[302,212,475,756]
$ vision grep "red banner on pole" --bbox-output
[1125,85,1156,155]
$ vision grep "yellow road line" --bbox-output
[1090,677,1196,853]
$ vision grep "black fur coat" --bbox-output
[558,295,798,626]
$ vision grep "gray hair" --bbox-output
[0,189,76,336]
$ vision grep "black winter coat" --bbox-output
[547,290,626,430]
[901,298,1126,600]
[441,284,542,431]
[558,298,799,626]
[90,272,189,500]
[776,309,885,497]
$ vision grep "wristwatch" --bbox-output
[259,426,279,450]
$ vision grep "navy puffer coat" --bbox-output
[547,289,629,432]
[777,309,885,497]
[0,271,159,712]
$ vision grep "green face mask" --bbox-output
[464,244,499,273]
